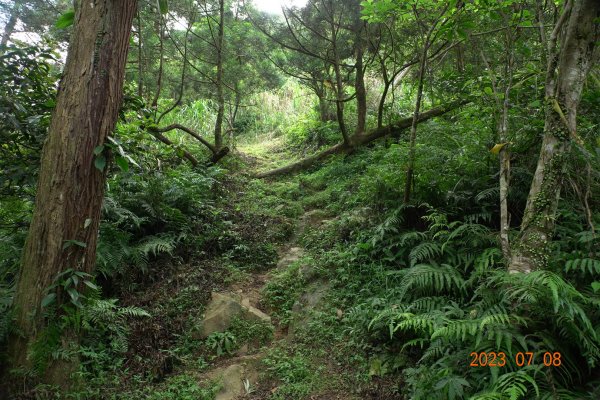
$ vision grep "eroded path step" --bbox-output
[196,292,271,340]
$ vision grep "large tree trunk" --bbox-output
[8,0,137,384]
[256,99,468,178]
[509,0,600,273]
[213,0,225,152]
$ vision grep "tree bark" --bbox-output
[213,0,225,152]
[7,0,137,383]
[329,16,350,146]
[403,4,447,204]
[403,44,428,204]
[256,99,469,178]
[354,31,367,135]
[509,0,600,273]
[136,8,143,98]
[151,12,164,110]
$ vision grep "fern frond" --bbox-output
[400,263,465,299]
[565,258,600,276]
[409,242,443,266]
[495,369,540,400]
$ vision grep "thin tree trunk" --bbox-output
[151,12,164,110]
[403,45,427,204]
[403,5,448,204]
[498,25,516,262]
[355,35,367,135]
[213,0,225,152]
[378,66,411,129]
[318,93,328,122]
[137,9,143,98]
[509,0,600,273]
[0,1,20,47]
[8,0,137,384]
[498,99,512,261]
[330,18,349,146]
[480,26,515,262]
[377,61,390,129]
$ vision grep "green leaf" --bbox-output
[94,155,106,171]
[592,282,600,293]
[157,0,168,14]
[84,218,92,229]
[93,145,105,155]
[67,288,79,302]
[41,293,56,308]
[484,87,493,95]
[115,156,129,172]
[83,280,99,290]
[55,10,75,29]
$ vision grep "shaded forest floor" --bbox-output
[102,134,388,400]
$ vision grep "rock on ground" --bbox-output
[196,292,271,339]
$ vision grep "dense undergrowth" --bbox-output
[256,99,600,398]
[1,40,599,400]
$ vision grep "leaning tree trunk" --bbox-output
[8,0,137,383]
[509,0,600,273]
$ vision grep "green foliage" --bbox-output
[143,374,219,400]
[229,317,274,347]
[263,262,306,325]
[0,45,58,197]
[42,268,98,309]
[263,348,320,400]
[286,119,340,151]
[205,331,236,357]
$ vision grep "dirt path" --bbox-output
[193,202,319,399]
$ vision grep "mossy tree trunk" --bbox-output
[8,0,137,382]
[509,0,600,273]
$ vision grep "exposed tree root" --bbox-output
[256,99,470,178]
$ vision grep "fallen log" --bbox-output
[256,98,470,178]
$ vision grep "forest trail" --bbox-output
[193,150,347,399]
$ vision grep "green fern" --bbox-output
[409,242,443,266]
[495,370,540,400]
[565,258,600,276]
[399,263,465,298]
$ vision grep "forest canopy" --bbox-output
[0,0,599,399]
